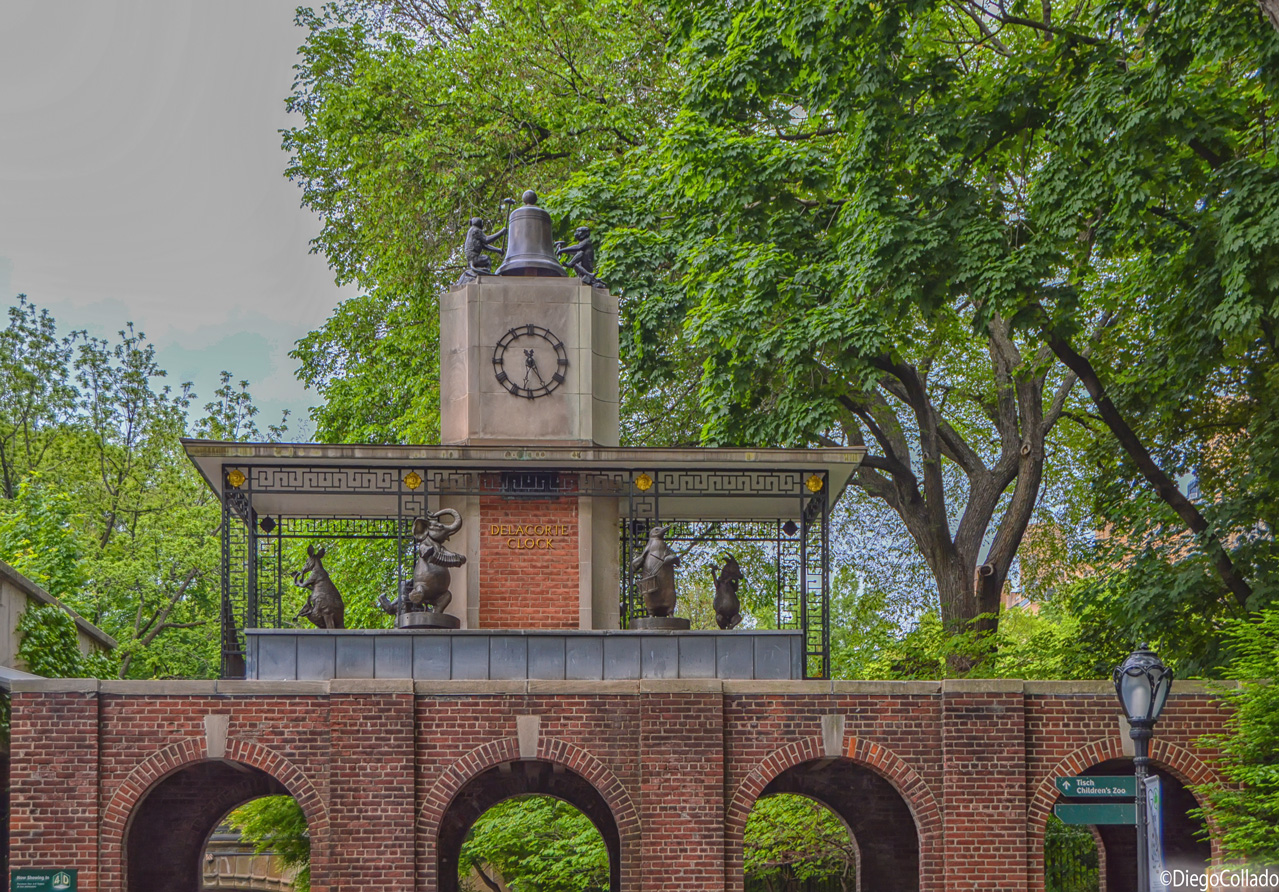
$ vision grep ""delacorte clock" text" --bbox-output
[489,523,571,550]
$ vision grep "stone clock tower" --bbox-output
[436,193,621,630]
[438,277,619,447]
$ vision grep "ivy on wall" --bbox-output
[1,604,117,746]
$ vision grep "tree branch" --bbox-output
[1046,331,1254,611]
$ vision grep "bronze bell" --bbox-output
[496,190,567,277]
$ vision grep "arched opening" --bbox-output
[203,795,309,892]
[124,759,305,892]
[437,759,621,892]
[1044,759,1210,892]
[753,758,919,892]
[745,793,860,891]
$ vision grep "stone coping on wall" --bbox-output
[8,676,1233,696]
[243,629,807,682]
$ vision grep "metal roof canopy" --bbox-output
[182,439,865,521]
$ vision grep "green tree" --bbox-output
[0,296,79,499]
[0,297,285,679]
[291,290,443,444]
[1197,608,1279,863]
[557,0,1278,664]
[560,0,1101,652]
[195,370,290,442]
[227,796,312,892]
[744,794,857,892]
[458,795,609,892]
[0,477,84,601]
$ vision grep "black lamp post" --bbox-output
[1113,645,1174,892]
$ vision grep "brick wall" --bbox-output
[9,689,100,890]
[478,493,580,628]
[942,687,1028,892]
[7,680,1233,892]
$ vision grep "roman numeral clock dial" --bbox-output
[492,324,569,400]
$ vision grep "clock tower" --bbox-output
[436,192,621,630]
[438,194,619,447]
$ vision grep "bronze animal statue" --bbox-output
[463,217,506,275]
[631,524,680,617]
[555,226,604,288]
[293,544,345,629]
[380,509,466,618]
[712,555,744,630]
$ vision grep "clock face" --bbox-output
[492,324,569,399]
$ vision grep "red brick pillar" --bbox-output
[479,491,580,629]
[9,684,101,890]
[640,687,725,892]
[943,680,1029,892]
[325,681,416,890]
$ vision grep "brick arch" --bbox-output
[725,734,943,891]
[101,735,329,890]
[418,736,640,890]
[1027,736,1222,891]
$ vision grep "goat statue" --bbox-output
[712,555,744,630]
[293,544,346,629]
[380,509,466,620]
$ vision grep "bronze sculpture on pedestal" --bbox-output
[380,509,466,628]
[293,545,346,629]
[713,555,743,630]
[633,525,680,617]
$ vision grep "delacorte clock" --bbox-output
[492,324,569,399]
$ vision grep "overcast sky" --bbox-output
[0,0,355,435]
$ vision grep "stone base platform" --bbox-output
[629,616,691,631]
[245,628,803,682]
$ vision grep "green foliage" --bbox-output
[743,794,856,891]
[556,0,1115,646]
[226,796,311,892]
[0,296,79,500]
[0,296,283,679]
[458,795,609,892]
[834,598,1126,683]
[283,0,676,444]
[553,0,1279,655]
[16,604,116,679]
[1197,609,1279,862]
[0,477,84,600]
[194,370,290,442]
[291,291,442,444]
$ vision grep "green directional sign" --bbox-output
[11,870,77,892]
[1056,775,1138,798]
[1054,802,1136,825]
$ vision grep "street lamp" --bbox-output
[1113,645,1174,892]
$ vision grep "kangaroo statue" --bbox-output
[712,555,744,630]
[631,524,680,617]
[293,544,345,629]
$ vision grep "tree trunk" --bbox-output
[1261,0,1279,33]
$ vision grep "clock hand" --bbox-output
[522,348,548,390]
